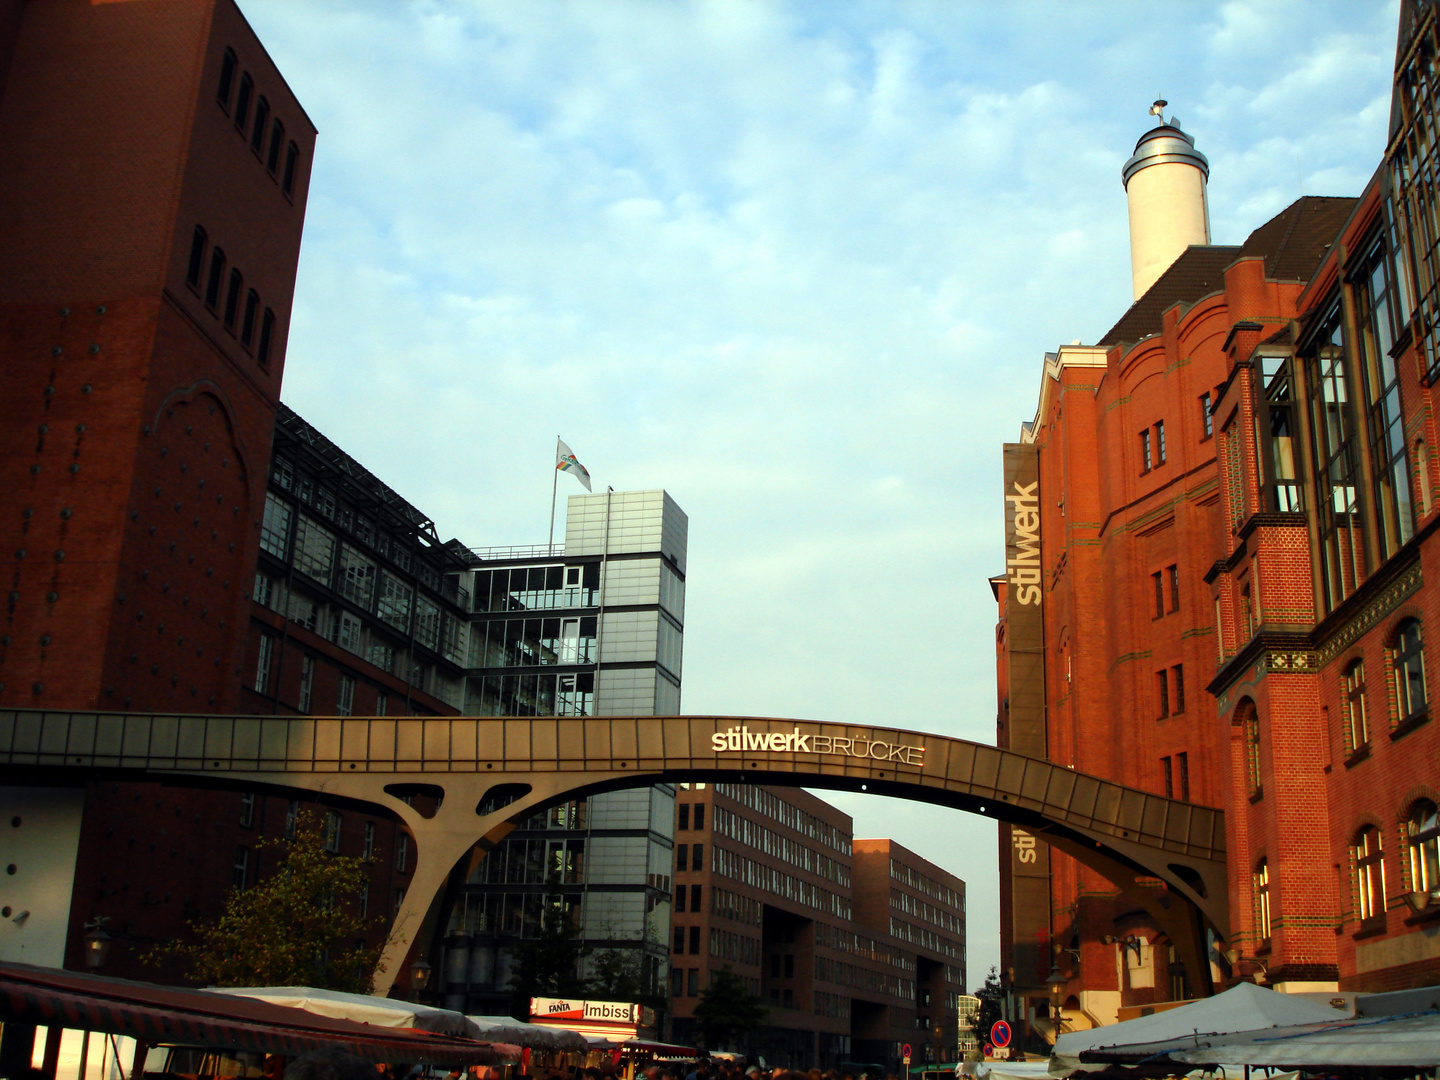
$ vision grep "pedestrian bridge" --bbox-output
[0,710,1228,994]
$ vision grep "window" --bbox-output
[1168,565,1180,613]
[690,885,702,912]
[694,804,705,830]
[254,635,274,694]
[1172,664,1185,713]
[251,96,269,152]
[187,225,207,287]
[233,845,250,890]
[689,926,700,953]
[258,307,276,368]
[1253,861,1271,943]
[298,655,315,713]
[241,289,259,347]
[239,792,255,828]
[674,884,686,910]
[235,72,253,129]
[1343,659,1370,752]
[252,572,273,607]
[260,493,292,558]
[674,927,685,953]
[1200,392,1213,439]
[1152,571,1164,618]
[1393,618,1427,723]
[1177,751,1189,801]
[283,141,299,197]
[1155,420,1167,464]
[678,804,690,830]
[217,48,237,109]
[204,246,226,308]
[323,810,342,854]
[687,969,699,996]
[1161,756,1173,798]
[359,822,375,861]
[1305,303,1365,612]
[676,844,688,872]
[293,514,336,584]
[1356,826,1386,922]
[375,692,387,717]
[267,118,285,173]
[1140,428,1152,472]
[223,267,243,330]
[1409,801,1440,899]
[1240,704,1262,797]
[377,574,413,633]
[395,833,409,873]
[1355,233,1414,557]
[692,843,704,871]
[285,799,299,839]
[1156,668,1170,719]
[336,545,377,607]
[671,966,683,996]
[336,674,354,716]
[1259,354,1303,512]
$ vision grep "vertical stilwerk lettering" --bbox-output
[1006,480,1042,605]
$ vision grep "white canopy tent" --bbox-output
[1172,1011,1440,1068]
[466,1016,589,1052]
[1052,982,1342,1068]
[207,986,482,1040]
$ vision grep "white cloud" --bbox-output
[242,0,1397,989]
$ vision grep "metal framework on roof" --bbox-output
[272,402,456,557]
[0,709,1229,999]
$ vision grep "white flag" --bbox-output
[556,438,592,491]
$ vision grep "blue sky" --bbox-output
[240,0,1399,989]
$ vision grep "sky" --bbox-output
[238,0,1400,989]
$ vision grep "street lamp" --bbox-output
[410,957,432,995]
[1046,966,1067,1037]
[82,918,112,970]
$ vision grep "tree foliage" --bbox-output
[151,810,388,992]
[974,967,1005,1045]
[692,967,767,1050]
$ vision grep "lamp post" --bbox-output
[410,957,432,1002]
[1045,965,1066,1038]
[82,917,112,971]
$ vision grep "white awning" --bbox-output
[1173,1011,1440,1068]
[207,986,481,1039]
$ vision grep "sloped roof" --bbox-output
[1097,196,1357,348]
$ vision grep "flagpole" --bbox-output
[548,436,559,553]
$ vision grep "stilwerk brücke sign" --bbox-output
[710,724,926,766]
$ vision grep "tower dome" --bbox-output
[1121,115,1211,299]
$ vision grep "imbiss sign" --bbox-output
[531,998,640,1024]
[710,725,925,767]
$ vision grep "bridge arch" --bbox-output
[0,710,1228,994]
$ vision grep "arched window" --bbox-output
[235,72,253,130]
[1343,659,1369,752]
[223,268,243,330]
[217,48,237,110]
[266,118,285,173]
[1393,618,1427,723]
[257,307,275,367]
[251,96,269,152]
[1253,860,1272,943]
[283,141,299,197]
[1409,801,1440,900]
[204,246,226,309]
[1238,703,1262,798]
[186,225,207,288]
[241,289,259,347]
[1355,825,1386,922]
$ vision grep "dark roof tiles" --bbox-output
[1096,195,1357,348]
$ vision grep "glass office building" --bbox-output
[439,490,688,1013]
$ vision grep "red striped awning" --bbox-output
[0,962,500,1067]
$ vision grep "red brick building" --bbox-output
[0,0,313,716]
[996,0,1440,1036]
[668,785,965,1070]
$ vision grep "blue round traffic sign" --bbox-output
[990,1020,1012,1049]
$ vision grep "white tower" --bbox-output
[1122,102,1211,300]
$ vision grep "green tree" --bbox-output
[152,810,388,992]
[507,886,588,1017]
[974,967,1005,1046]
[691,967,767,1051]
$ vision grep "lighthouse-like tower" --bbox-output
[1122,102,1211,299]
